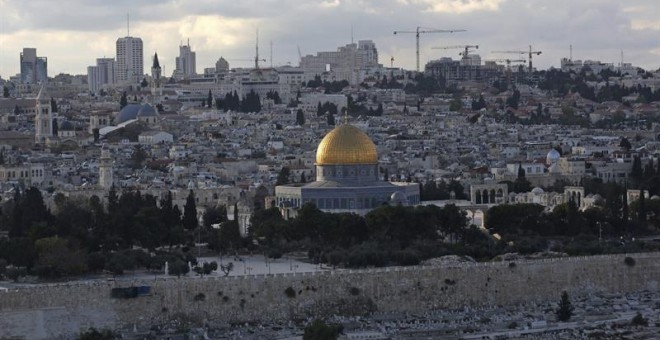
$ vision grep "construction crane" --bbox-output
[393,27,466,72]
[492,45,542,72]
[432,45,479,59]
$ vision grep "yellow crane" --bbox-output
[492,45,542,73]
[393,27,466,72]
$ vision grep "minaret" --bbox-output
[151,52,162,98]
[34,86,53,144]
[99,144,114,189]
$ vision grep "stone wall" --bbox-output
[1,252,659,339]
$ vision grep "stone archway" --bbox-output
[471,183,508,205]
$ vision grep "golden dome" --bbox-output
[316,124,378,165]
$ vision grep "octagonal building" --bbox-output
[275,123,420,216]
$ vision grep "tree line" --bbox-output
[0,187,231,279]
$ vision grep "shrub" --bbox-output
[624,256,636,267]
[77,327,117,340]
[631,312,648,326]
[285,286,296,298]
[349,287,360,296]
[508,262,516,268]
[193,293,205,302]
[303,319,342,340]
[507,321,518,329]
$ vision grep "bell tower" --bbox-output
[99,144,113,189]
[151,52,162,98]
[34,86,53,145]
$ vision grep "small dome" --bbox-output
[59,121,74,131]
[531,187,544,195]
[546,149,561,165]
[651,195,660,200]
[116,104,141,124]
[316,124,378,165]
[138,104,157,117]
[390,191,407,205]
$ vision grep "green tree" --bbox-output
[119,92,128,109]
[276,167,290,186]
[2,86,9,98]
[219,220,242,251]
[638,190,646,223]
[513,177,532,193]
[140,78,148,88]
[182,190,198,230]
[620,137,632,151]
[556,291,574,322]
[449,98,463,111]
[130,145,148,170]
[168,258,189,277]
[631,156,643,181]
[207,90,213,108]
[203,206,226,229]
[34,237,87,278]
[296,109,305,125]
[50,97,58,112]
[327,112,335,126]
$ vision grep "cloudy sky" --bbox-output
[1,0,659,78]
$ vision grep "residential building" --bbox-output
[116,36,143,83]
[174,41,196,79]
[87,58,116,93]
[20,48,48,84]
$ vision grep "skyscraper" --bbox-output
[20,48,48,84]
[87,58,116,93]
[116,37,143,83]
[175,41,196,79]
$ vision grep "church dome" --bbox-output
[137,104,157,117]
[316,124,378,165]
[59,120,75,131]
[116,104,141,124]
[546,149,561,165]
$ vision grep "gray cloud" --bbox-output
[1,0,659,76]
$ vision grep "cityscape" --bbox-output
[1,1,660,339]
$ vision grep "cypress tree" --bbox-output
[638,190,646,223]
[556,291,574,322]
[183,190,198,230]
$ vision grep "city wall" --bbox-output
[1,252,659,339]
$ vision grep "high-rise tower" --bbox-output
[116,37,143,83]
[20,48,48,84]
[175,40,196,79]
